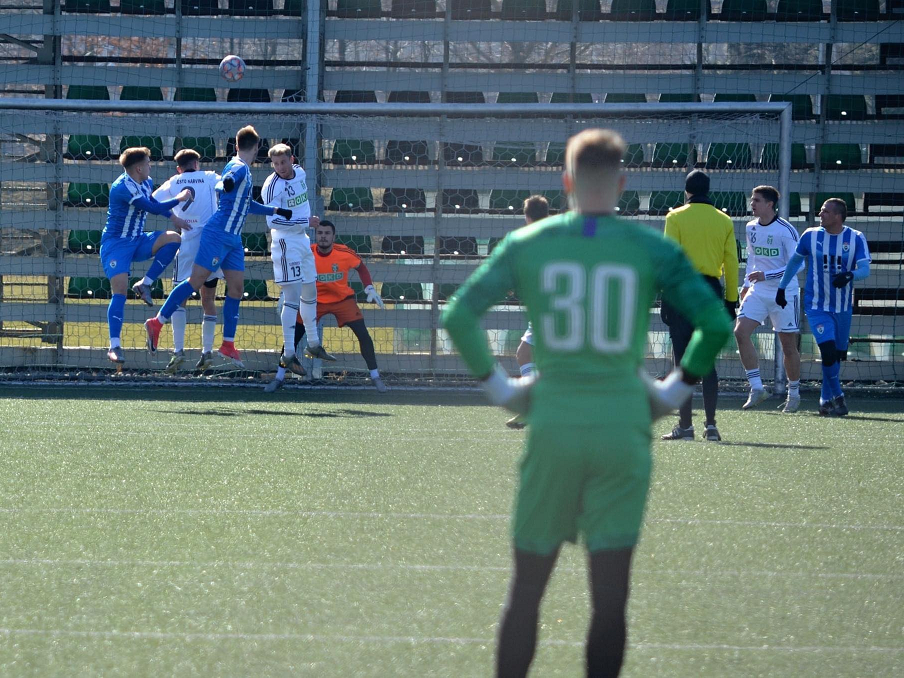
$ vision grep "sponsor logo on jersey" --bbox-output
[317,263,344,283]
[767,235,774,245]
[753,246,780,257]
[287,194,308,208]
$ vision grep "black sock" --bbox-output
[586,548,633,678]
[702,369,718,427]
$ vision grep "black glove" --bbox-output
[275,207,293,220]
[832,271,855,288]
[221,176,235,193]
[775,288,787,309]
[724,299,738,321]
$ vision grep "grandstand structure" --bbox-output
[0,1,902,383]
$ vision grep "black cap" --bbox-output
[685,169,710,197]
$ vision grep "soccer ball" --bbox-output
[219,55,246,82]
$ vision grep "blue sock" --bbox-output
[828,362,843,398]
[144,242,179,282]
[223,296,240,341]
[107,293,126,344]
[159,280,195,321]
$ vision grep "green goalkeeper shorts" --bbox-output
[512,405,653,556]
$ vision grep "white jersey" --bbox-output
[743,216,800,292]
[152,170,219,243]
[261,165,311,235]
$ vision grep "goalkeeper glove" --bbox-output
[275,207,294,220]
[481,364,534,415]
[364,284,385,309]
[832,271,855,288]
[640,369,697,422]
[724,299,738,321]
[775,288,787,309]
[221,176,235,193]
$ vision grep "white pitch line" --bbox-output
[0,628,899,654]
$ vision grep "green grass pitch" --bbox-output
[0,386,902,677]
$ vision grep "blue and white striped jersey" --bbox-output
[743,216,800,291]
[795,226,870,313]
[104,173,155,239]
[207,158,272,235]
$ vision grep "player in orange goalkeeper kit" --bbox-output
[265,220,387,392]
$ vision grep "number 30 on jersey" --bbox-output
[540,262,637,353]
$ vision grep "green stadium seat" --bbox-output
[328,188,374,212]
[335,235,373,253]
[174,89,218,160]
[386,91,431,166]
[761,143,809,170]
[550,92,594,104]
[609,0,656,21]
[836,0,880,20]
[183,0,220,14]
[382,188,428,212]
[390,0,437,17]
[787,192,802,217]
[814,193,856,215]
[282,0,306,14]
[67,86,109,101]
[719,0,767,20]
[863,193,904,212]
[67,87,111,159]
[616,191,641,216]
[542,191,568,212]
[437,284,460,301]
[824,95,868,121]
[497,92,539,105]
[119,137,164,161]
[713,93,758,103]
[489,190,532,213]
[240,280,271,301]
[176,87,216,103]
[437,237,479,256]
[545,143,566,166]
[605,93,647,104]
[441,189,480,214]
[66,183,110,208]
[280,89,306,159]
[381,283,424,301]
[120,0,165,13]
[819,144,863,170]
[775,0,823,20]
[664,0,711,20]
[487,237,503,255]
[119,87,165,161]
[494,93,539,166]
[66,277,111,299]
[622,144,645,168]
[442,92,485,166]
[659,93,701,102]
[705,143,752,169]
[501,0,547,19]
[381,237,425,255]
[876,95,904,119]
[553,0,603,20]
[450,0,492,19]
[648,191,685,216]
[67,230,102,254]
[330,91,377,165]
[242,233,269,256]
[711,192,748,216]
[869,144,904,165]
[336,0,381,17]
[226,90,272,161]
[230,0,274,15]
[63,0,111,11]
[651,141,697,168]
[768,94,814,120]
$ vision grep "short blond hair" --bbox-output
[268,143,293,159]
[119,146,150,169]
[565,129,626,183]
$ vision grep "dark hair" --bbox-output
[119,146,150,169]
[684,170,710,197]
[823,197,848,222]
[174,148,201,168]
[523,195,549,222]
[752,185,780,210]
[236,125,260,152]
[318,219,336,234]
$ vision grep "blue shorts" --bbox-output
[100,231,163,279]
[194,227,244,273]
[805,309,853,351]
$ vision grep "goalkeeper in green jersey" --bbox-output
[442,129,732,678]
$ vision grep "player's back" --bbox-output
[209,158,253,235]
[104,173,152,239]
[157,171,218,240]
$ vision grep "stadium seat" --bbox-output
[386,91,431,166]
[711,192,748,216]
[229,0,274,15]
[225,90,272,160]
[616,191,641,216]
[705,143,752,169]
[664,0,711,20]
[281,0,307,15]
[875,95,904,119]
[175,87,217,103]
[442,92,485,166]
[437,284,460,301]
[622,144,646,167]
[328,188,374,212]
[119,87,165,161]
[768,94,814,120]
[819,144,863,170]
[436,237,479,256]
[382,188,428,212]
[500,0,547,19]
[863,193,904,213]
[173,91,218,161]
[63,0,111,11]
[335,235,373,253]
[441,189,480,214]
[280,89,306,159]
[66,183,110,208]
[545,143,566,166]
[242,233,269,256]
[550,92,594,104]
[713,93,757,103]
[120,0,165,14]
[66,86,109,101]
[648,191,685,215]
[240,280,271,301]
[336,0,382,17]
[335,90,378,103]
[381,283,424,301]
[609,0,656,20]
[493,93,539,167]
[330,91,378,165]
[605,93,646,104]
[66,230,102,254]
[775,0,823,20]
[552,0,604,20]
[786,192,802,217]
[869,144,904,165]
[761,143,809,169]
[824,95,868,121]
[835,0,880,20]
[390,0,438,17]
[183,0,220,14]
[719,0,767,20]
[658,93,701,102]
[651,141,697,168]
[814,192,856,215]
[66,86,111,160]
[66,277,112,299]
[380,237,425,255]
[450,0,492,19]
[489,190,532,213]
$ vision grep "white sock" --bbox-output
[201,315,216,353]
[520,362,535,377]
[275,366,287,381]
[746,369,763,391]
[370,369,380,379]
[280,283,302,357]
[299,282,319,347]
[140,275,153,287]
[171,307,186,353]
[110,337,121,349]
[788,380,800,398]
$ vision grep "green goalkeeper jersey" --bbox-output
[442,211,732,389]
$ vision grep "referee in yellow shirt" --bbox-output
[660,170,740,442]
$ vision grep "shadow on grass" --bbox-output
[151,407,392,419]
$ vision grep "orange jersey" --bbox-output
[312,244,362,304]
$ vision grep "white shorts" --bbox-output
[521,322,533,346]
[739,287,800,333]
[271,230,316,285]
[173,233,224,284]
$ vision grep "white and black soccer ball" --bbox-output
[219,55,246,83]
